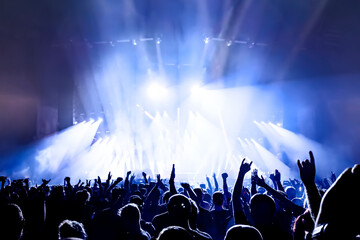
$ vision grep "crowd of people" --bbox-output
[0,151,359,240]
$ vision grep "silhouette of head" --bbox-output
[58,219,87,240]
[118,203,141,224]
[0,203,25,240]
[225,224,263,240]
[167,194,191,221]
[129,195,144,212]
[212,191,224,207]
[250,194,276,226]
[157,226,193,240]
[75,189,90,205]
[285,186,296,200]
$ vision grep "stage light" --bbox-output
[227,40,232,47]
[147,82,168,101]
[191,84,201,94]
[132,39,137,46]
[204,37,209,44]
[156,38,161,44]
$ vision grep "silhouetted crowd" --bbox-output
[0,151,359,240]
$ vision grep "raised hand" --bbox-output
[156,174,161,183]
[170,164,175,180]
[169,164,177,195]
[255,175,266,187]
[75,179,81,186]
[86,179,91,187]
[23,178,29,185]
[222,172,228,179]
[206,175,210,182]
[64,177,70,182]
[42,179,51,185]
[127,171,131,177]
[297,151,316,186]
[274,169,281,182]
[180,182,190,190]
[239,158,253,176]
[107,171,112,181]
[142,172,147,178]
[116,177,123,183]
[251,169,258,183]
[269,173,276,182]
[130,174,135,182]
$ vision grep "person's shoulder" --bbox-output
[199,206,211,214]
[153,211,169,219]
[190,229,213,240]
[152,211,169,224]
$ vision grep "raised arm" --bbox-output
[297,151,321,221]
[106,177,123,196]
[105,171,112,192]
[274,170,284,192]
[269,172,278,190]
[124,171,131,191]
[181,182,198,203]
[144,174,161,205]
[64,177,73,196]
[142,172,149,184]
[206,175,213,196]
[250,169,258,196]
[169,164,177,196]
[232,158,252,224]
[255,174,305,216]
[213,173,219,192]
[221,172,231,207]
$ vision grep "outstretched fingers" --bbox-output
[297,159,302,169]
[309,151,315,165]
[241,158,246,165]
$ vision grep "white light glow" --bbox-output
[190,84,203,95]
[147,83,168,101]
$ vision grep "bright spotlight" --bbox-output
[147,83,168,101]
[204,37,209,44]
[227,40,232,47]
[191,84,201,94]
[132,39,137,46]
[156,38,161,44]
